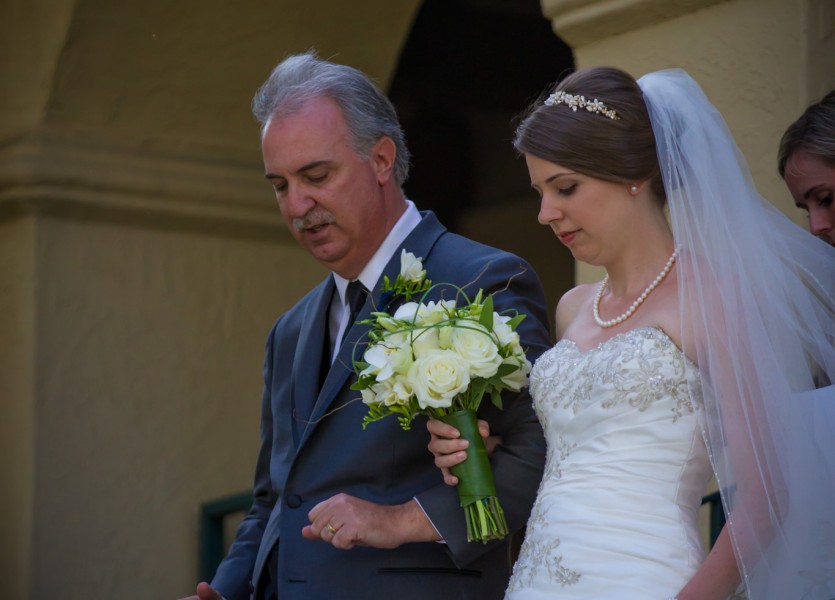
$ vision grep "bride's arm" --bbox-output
[673,526,739,599]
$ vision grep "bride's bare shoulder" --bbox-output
[555,283,598,339]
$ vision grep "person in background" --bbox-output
[778,89,835,245]
[429,66,835,599]
[180,50,551,600]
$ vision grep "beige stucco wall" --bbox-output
[0,217,36,600]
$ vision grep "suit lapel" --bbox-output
[300,213,447,444]
[292,276,334,446]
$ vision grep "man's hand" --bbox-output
[178,581,222,600]
[302,494,441,550]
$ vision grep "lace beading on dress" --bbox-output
[506,328,711,600]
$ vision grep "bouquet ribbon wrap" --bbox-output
[440,409,508,543]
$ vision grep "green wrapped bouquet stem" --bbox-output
[440,409,508,544]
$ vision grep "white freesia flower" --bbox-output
[361,379,410,407]
[400,250,425,283]
[393,302,422,323]
[410,326,440,358]
[361,382,387,405]
[450,321,503,378]
[438,325,453,349]
[376,315,401,332]
[391,375,414,405]
[492,314,521,349]
[360,332,413,381]
[393,300,455,326]
[500,354,532,392]
[409,349,471,409]
[418,300,456,326]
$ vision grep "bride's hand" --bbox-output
[426,418,494,486]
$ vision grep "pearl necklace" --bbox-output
[593,249,678,328]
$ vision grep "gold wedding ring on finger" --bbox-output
[325,522,338,535]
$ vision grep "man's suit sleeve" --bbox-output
[210,321,280,600]
[414,252,551,568]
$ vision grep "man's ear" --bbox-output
[370,136,397,185]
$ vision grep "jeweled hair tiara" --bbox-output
[544,91,620,120]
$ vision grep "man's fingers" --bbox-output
[195,582,221,600]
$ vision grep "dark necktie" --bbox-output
[318,281,367,393]
[345,280,368,328]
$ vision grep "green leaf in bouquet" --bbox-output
[362,403,392,429]
[493,363,519,378]
[350,376,375,391]
[466,378,490,411]
[490,388,503,410]
[478,294,494,331]
[389,403,418,430]
[506,313,526,331]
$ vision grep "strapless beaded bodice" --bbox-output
[506,328,712,600]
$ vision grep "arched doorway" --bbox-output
[389,0,576,329]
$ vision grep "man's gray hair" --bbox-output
[252,51,411,186]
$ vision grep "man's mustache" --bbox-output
[293,209,336,231]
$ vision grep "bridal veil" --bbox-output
[639,70,835,599]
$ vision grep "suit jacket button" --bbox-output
[286,494,302,508]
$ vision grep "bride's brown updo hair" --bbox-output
[514,66,665,202]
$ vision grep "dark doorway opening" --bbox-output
[389,0,576,331]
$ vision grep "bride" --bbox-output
[427,67,835,599]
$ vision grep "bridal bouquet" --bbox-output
[351,250,532,543]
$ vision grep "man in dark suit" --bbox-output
[184,50,550,600]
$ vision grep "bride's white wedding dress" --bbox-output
[506,327,713,600]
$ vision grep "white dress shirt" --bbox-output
[325,200,422,362]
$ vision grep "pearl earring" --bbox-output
[630,185,638,194]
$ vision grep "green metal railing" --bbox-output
[700,490,726,548]
[199,491,253,582]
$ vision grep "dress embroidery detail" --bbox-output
[507,327,708,599]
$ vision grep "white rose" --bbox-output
[408,349,471,409]
[400,250,425,283]
[450,321,503,379]
[499,354,532,392]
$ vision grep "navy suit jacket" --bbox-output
[212,212,551,600]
